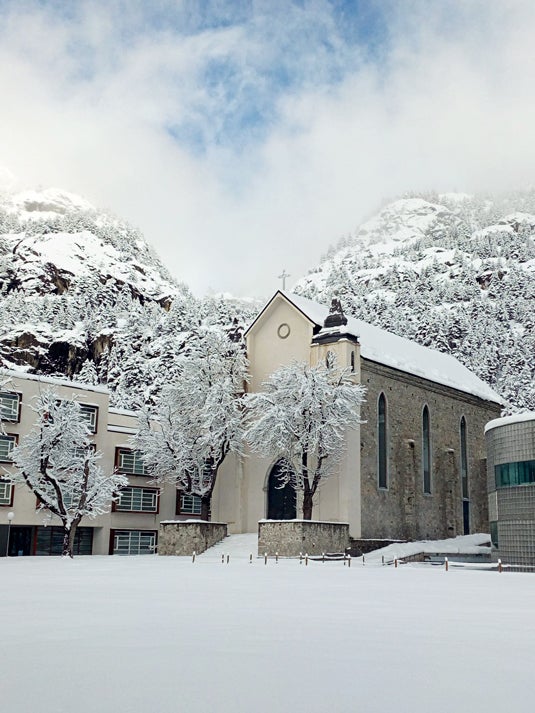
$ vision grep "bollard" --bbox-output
[264,552,268,565]
[445,557,449,572]
[322,552,325,563]
[249,553,253,564]
[394,558,398,568]
[299,552,303,565]
[275,552,279,564]
[192,551,196,564]
[226,554,230,565]
[498,558,502,573]
[305,553,308,566]
[362,555,365,566]
[221,553,225,564]
[343,555,346,566]
[347,554,351,568]
[382,555,385,566]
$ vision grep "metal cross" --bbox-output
[278,270,290,291]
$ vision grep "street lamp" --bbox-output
[6,511,14,557]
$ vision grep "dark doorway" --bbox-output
[267,461,296,520]
[463,500,470,535]
[8,526,34,556]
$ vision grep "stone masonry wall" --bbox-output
[359,360,501,541]
[158,521,227,555]
[258,520,350,557]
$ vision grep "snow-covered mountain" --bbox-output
[0,185,257,408]
[294,192,535,411]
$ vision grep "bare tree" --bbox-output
[244,360,366,520]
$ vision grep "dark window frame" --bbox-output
[115,447,148,476]
[0,391,22,423]
[113,486,160,514]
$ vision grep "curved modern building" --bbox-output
[486,413,535,567]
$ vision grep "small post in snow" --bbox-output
[249,553,253,564]
[275,551,279,564]
[221,553,225,564]
[226,554,230,565]
[192,551,196,563]
[305,553,308,566]
[322,552,325,563]
[299,552,303,564]
[382,555,385,566]
[264,552,268,565]
[362,554,365,566]
[445,557,449,572]
[347,554,351,568]
[394,558,398,568]
[498,558,502,573]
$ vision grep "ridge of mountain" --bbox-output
[293,191,535,412]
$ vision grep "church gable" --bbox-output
[246,292,317,391]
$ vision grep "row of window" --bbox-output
[376,394,470,499]
[0,478,201,515]
[0,391,99,432]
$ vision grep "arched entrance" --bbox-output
[267,461,296,520]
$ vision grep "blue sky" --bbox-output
[1,1,534,295]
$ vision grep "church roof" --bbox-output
[251,291,502,404]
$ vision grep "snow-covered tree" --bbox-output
[135,329,248,520]
[244,360,366,520]
[5,391,128,557]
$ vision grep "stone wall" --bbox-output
[158,521,227,556]
[258,520,350,557]
[359,360,501,541]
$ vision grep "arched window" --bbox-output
[378,393,388,489]
[460,416,470,534]
[422,405,431,494]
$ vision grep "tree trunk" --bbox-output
[62,524,78,558]
[302,491,313,520]
[200,494,211,522]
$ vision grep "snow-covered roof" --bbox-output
[259,292,502,404]
[485,411,535,433]
[0,368,109,394]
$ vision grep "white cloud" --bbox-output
[1,1,535,296]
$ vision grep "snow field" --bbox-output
[1,554,533,713]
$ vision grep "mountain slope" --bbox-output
[0,185,257,408]
[294,192,535,411]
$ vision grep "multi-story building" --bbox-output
[0,370,200,556]
[486,412,535,567]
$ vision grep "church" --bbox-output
[1,291,503,555]
[212,291,502,542]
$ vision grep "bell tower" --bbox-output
[310,298,361,381]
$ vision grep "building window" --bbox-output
[79,404,98,433]
[460,416,470,534]
[35,526,93,555]
[116,448,148,476]
[350,351,355,373]
[0,392,21,422]
[115,487,159,513]
[0,434,16,462]
[422,406,431,494]
[111,529,157,555]
[177,491,203,516]
[495,460,535,488]
[378,393,388,489]
[0,480,13,506]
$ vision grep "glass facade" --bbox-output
[495,460,535,488]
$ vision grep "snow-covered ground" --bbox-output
[1,541,533,713]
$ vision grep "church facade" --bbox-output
[212,291,502,541]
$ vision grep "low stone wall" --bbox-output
[258,520,350,557]
[349,538,406,557]
[158,521,227,556]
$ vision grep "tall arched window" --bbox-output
[422,405,431,494]
[460,416,470,534]
[378,393,388,489]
